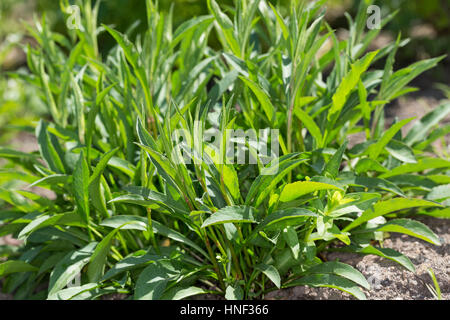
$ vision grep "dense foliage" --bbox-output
[0,0,449,300]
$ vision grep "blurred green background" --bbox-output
[0,0,449,145]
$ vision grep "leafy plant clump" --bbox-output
[0,0,449,300]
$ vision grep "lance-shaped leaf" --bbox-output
[102,252,163,281]
[256,264,281,289]
[376,218,441,245]
[87,227,123,283]
[328,51,378,122]
[73,151,90,223]
[253,208,316,234]
[134,260,179,300]
[100,216,208,258]
[246,154,309,207]
[367,117,414,160]
[280,181,342,203]
[240,77,275,122]
[338,174,405,197]
[304,261,370,290]
[225,284,244,300]
[426,184,450,201]
[379,158,450,179]
[201,206,256,228]
[351,245,415,272]
[88,147,119,185]
[285,274,366,300]
[355,158,387,174]
[48,242,98,296]
[344,198,441,232]
[324,141,348,178]
[405,102,450,146]
[36,120,65,174]
[294,106,323,145]
[0,261,38,277]
[160,286,207,300]
[385,140,417,164]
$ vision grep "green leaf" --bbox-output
[426,184,450,201]
[18,212,84,241]
[160,286,207,300]
[417,207,450,219]
[280,181,342,202]
[73,151,90,223]
[88,147,119,185]
[283,227,300,260]
[385,140,417,164]
[415,125,450,151]
[103,25,139,70]
[102,252,161,281]
[100,216,208,258]
[171,16,214,49]
[107,157,136,179]
[207,0,233,29]
[36,120,65,174]
[352,245,415,272]
[136,143,179,187]
[305,261,370,290]
[245,155,308,207]
[286,274,366,300]
[87,228,121,283]
[29,174,71,188]
[123,186,189,214]
[405,102,450,146]
[222,165,241,201]
[294,107,323,145]
[202,206,256,228]
[383,56,445,101]
[225,284,244,300]
[207,0,240,55]
[344,198,441,232]
[0,261,38,277]
[47,283,99,300]
[48,242,98,296]
[355,158,387,174]
[240,77,275,122]
[379,158,450,179]
[328,51,378,122]
[0,148,39,161]
[338,174,405,197]
[256,264,281,289]
[268,2,289,40]
[324,141,348,178]
[134,260,178,300]
[254,208,316,234]
[368,118,414,160]
[376,218,441,245]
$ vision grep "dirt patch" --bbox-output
[265,217,449,300]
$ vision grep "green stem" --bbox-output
[147,208,160,254]
[202,229,226,290]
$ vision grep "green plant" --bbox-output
[425,268,442,300]
[0,0,449,300]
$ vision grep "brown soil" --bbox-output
[265,217,449,300]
